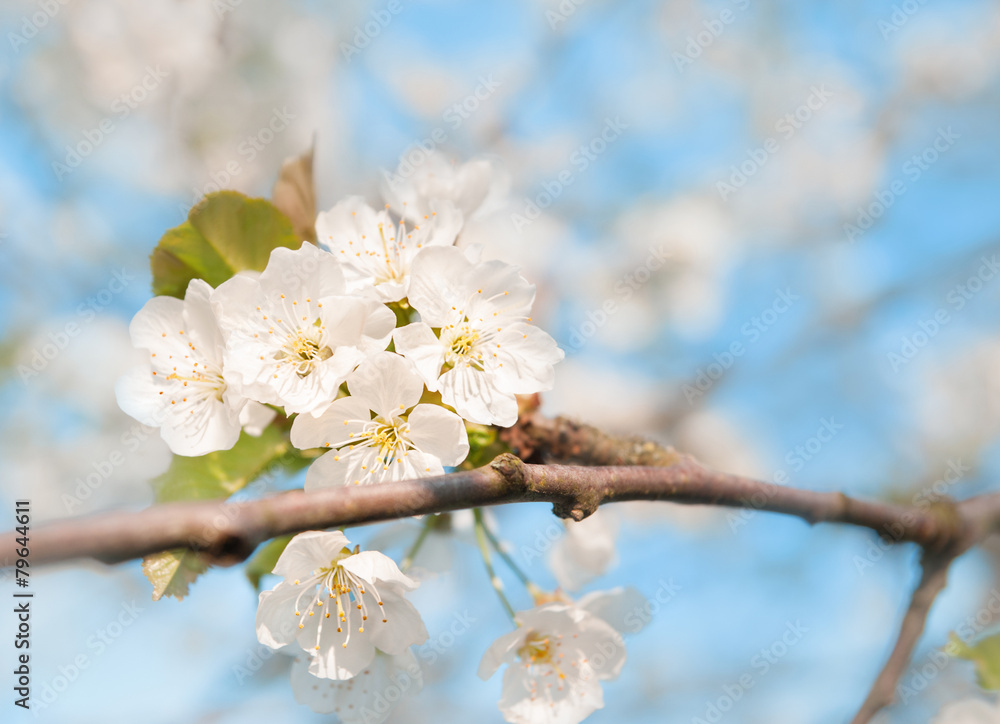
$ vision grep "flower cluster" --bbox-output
[119,153,638,724]
[117,154,564,490]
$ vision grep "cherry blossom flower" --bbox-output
[549,511,618,591]
[289,649,422,722]
[478,602,626,724]
[116,278,249,456]
[256,530,428,680]
[393,246,563,426]
[290,352,469,490]
[315,195,463,302]
[932,696,1000,723]
[212,244,395,416]
[382,151,509,222]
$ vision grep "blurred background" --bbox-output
[3,0,1000,722]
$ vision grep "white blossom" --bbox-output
[212,244,395,416]
[478,602,626,724]
[382,151,508,222]
[394,246,563,426]
[932,696,1000,723]
[256,530,428,680]
[290,649,422,722]
[315,195,463,302]
[549,511,618,592]
[290,352,469,490]
[116,278,248,456]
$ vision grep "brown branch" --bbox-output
[850,552,956,724]
[5,453,994,569]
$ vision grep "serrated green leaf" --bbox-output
[245,535,294,591]
[153,425,308,503]
[142,549,209,601]
[151,191,302,298]
[949,632,1000,689]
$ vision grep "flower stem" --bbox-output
[477,510,543,600]
[400,517,435,573]
[473,508,517,622]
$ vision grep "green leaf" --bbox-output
[463,422,510,469]
[153,425,308,504]
[949,632,1000,689]
[142,549,209,601]
[151,191,302,298]
[245,535,294,591]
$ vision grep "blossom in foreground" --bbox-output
[256,530,428,680]
[290,352,469,490]
[381,151,508,222]
[290,649,422,722]
[116,278,249,456]
[315,195,463,302]
[478,602,626,724]
[549,511,618,591]
[212,244,395,416]
[394,246,564,426]
[932,696,1000,723]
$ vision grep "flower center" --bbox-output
[517,632,554,666]
[292,553,388,652]
[350,416,411,468]
[275,327,333,378]
[443,324,484,368]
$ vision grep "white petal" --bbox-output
[272,530,351,578]
[498,662,604,724]
[438,364,518,427]
[406,246,475,326]
[256,582,307,649]
[339,550,419,592]
[393,323,444,389]
[477,627,526,680]
[407,404,469,466]
[368,595,429,654]
[576,587,648,635]
[238,400,276,437]
[346,352,424,419]
[492,324,564,395]
[290,396,373,450]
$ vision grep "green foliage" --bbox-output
[950,632,1000,689]
[144,423,311,599]
[245,535,294,591]
[153,425,308,503]
[463,423,510,469]
[150,191,302,298]
[142,549,209,602]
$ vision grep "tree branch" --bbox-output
[850,552,956,724]
[4,453,992,569]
